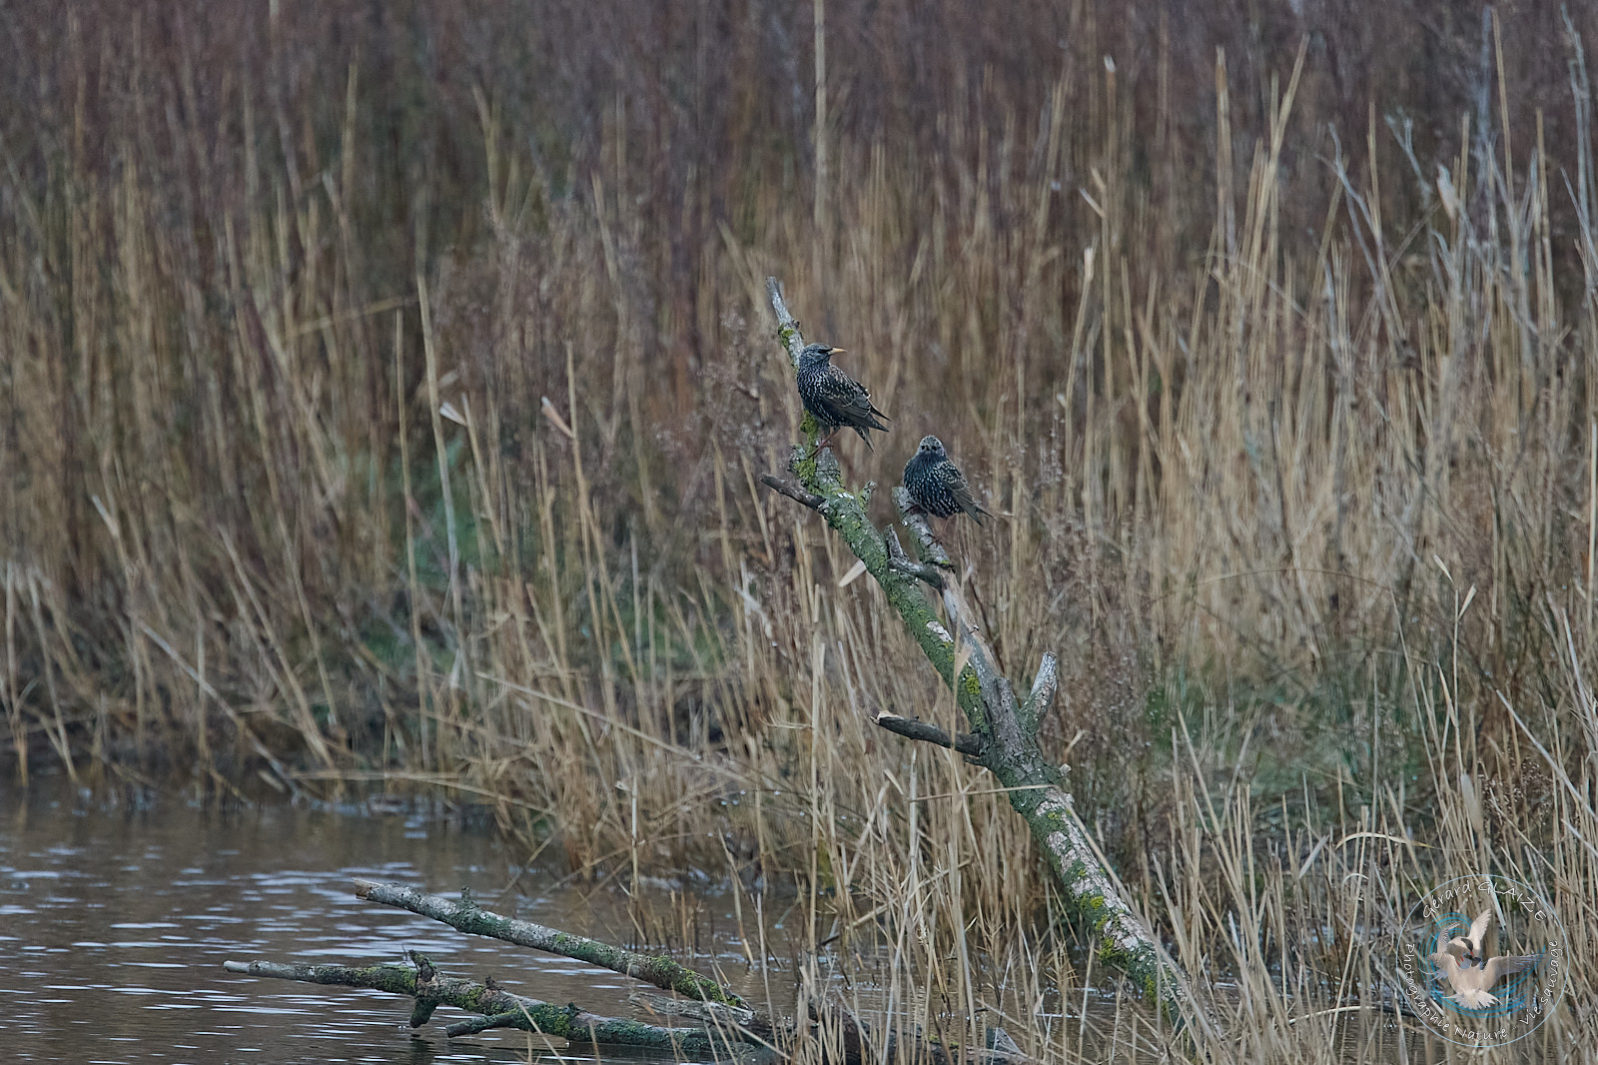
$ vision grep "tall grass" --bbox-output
[4,1,1598,1059]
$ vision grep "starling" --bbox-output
[796,343,890,450]
[903,435,989,524]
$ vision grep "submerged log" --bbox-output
[222,956,772,1059]
[225,879,1034,1065]
[759,278,1207,1037]
[353,878,763,1026]
[226,879,772,1053]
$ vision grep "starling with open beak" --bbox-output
[903,435,989,525]
[796,343,890,450]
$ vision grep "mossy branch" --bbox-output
[766,278,991,736]
[759,277,1208,1040]
[353,878,759,1020]
[221,957,768,1057]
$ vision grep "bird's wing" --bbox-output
[822,368,889,428]
[1482,954,1541,987]
[944,463,985,515]
[1466,910,1494,953]
[1429,951,1464,989]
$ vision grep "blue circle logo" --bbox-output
[1398,875,1567,1046]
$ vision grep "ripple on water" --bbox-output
[5,791,779,1065]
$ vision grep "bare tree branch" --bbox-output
[894,487,953,569]
[892,487,1027,762]
[1020,652,1059,734]
[222,957,759,1054]
[353,879,757,1018]
[886,527,947,588]
[874,712,985,757]
[446,1011,525,1036]
[760,473,826,511]
[631,989,765,1032]
[761,277,1207,1037]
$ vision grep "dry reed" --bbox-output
[3,2,1598,1061]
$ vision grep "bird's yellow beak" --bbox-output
[830,347,846,354]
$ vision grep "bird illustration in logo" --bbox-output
[1430,909,1542,1009]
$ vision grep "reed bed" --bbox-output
[3,2,1598,1060]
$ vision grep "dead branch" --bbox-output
[631,988,765,1030]
[221,956,760,1055]
[225,879,1037,1065]
[760,473,826,511]
[758,277,1207,1037]
[352,878,767,1028]
[1022,652,1059,732]
[874,712,985,758]
[886,527,948,588]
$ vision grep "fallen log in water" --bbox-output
[222,954,775,1060]
[352,877,766,1028]
[223,876,1042,1064]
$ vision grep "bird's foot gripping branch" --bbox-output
[758,277,1207,1038]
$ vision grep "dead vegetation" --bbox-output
[4,2,1598,1060]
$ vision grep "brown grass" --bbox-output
[4,2,1598,1060]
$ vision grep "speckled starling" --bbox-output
[903,435,989,524]
[796,343,890,449]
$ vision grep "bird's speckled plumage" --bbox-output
[796,344,889,448]
[903,435,988,524]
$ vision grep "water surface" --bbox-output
[3,786,1492,1065]
[1,788,772,1064]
